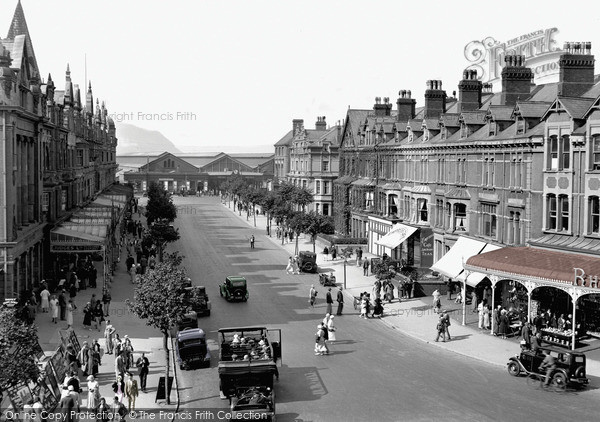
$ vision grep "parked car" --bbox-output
[507,346,589,389]
[175,327,211,369]
[220,276,249,302]
[177,310,198,331]
[186,285,211,316]
[297,251,317,273]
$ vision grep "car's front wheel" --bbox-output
[507,361,520,377]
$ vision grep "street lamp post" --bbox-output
[343,258,347,290]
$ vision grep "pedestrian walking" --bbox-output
[472,291,479,313]
[356,247,363,266]
[115,353,126,382]
[336,287,344,316]
[104,321,116,354]
[94,301,104,331]
[102,288,111,317]
[360,296,368,319]
[441,310,452,341]
[83,302,93,330]
[59,289,67,321]
[435,315,447,342]
[314,323,329,355]
[326,288,333,315]
[135,353,150,393]
[384,280,395,303]
[87,375,100,409]
[478,299,487,329]
[66,300,74,329]
[59,387,77,422]
[483,305,491,330]
[432,289,441,313]
[455,285,463,304]
[286,257,294,274]
[327,316,336,342]
[110,396,127,421]
[309,284,317,307]
[499,309,510,339]
[112,375,125,403]
[96,397,111,422]
[250,235,255,249]
[293,256,301,275]
[323,246,329,261]
[50,295,59,324]
[405,279,413,299]
[493,305,501,336]
[40,286,50,313]
[363,258,370,276]
[331,246,337,260]
[125,372,139,412]
[373,279,381,301]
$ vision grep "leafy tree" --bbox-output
[242,187,265,227]
[288,211,312,255]
[260,191,277,236]
[126,252,190,404]
[0,306,40,397]
[145,182,177,225]
[372,259,397,283]
[303,212,335,253]
[144,221,180,262]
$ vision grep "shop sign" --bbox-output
[420,228,434,267]
[573,267,599,289]
[464,28,562,87]
[51,244,103,252]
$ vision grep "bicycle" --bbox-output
[526,371,566,392]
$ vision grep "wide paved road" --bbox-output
[170,196,597,422]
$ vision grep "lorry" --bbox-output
[217,326,281,404]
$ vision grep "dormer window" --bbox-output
[460,123,467,139]
[408,132,413,142]
[516,118,525,135]
[488,122,497,137]
[441,127,447,140]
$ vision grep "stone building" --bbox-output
[0,1,118,300]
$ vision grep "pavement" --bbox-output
[223,201,600,379]
[32,206,179,414]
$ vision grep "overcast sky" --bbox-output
[6,0,600,152]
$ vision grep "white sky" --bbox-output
[6,0,600,152]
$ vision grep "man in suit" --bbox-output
[336,287,344,316]
[58,289,67,321]
[115,352,126,381]
[125,372,139,412]
[58,388,76,422]
[326,288,333,315]
[136,353,150,393]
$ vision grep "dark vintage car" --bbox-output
[175,327,211,370]
[185,285,211,316]
[230,387,275,421]
[507,346,589,388]
[177,311,198,331]
[220,276,249,302]
[297,251,317,273]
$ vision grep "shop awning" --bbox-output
[60,223,108,238]
[70,217,113,225]
[375,224,418,249]
[465,246,600,286]
[351,178,376,187]
[50,226,107,252]
[431,236,489,280]
[455,243,501,286]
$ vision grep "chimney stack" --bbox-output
[292,119,304,136]
[424,80,447,119]
[458,69,483,112]
[315,116,327,130]
[374,96,392,117]
[500,55,533,106]
[396,90,416,122]
[558,41,595,97]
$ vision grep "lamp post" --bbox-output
[343,257,347,290]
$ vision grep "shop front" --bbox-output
[465,246,600,350]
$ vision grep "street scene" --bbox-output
[3,1,600,422]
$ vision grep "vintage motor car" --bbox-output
[229,387,275,422]
[220,276,249,302]
[507,346,589,388]
[186,285,211,316]
[177,310,198,331]
[175,327,211,370]
[297,251,317,273]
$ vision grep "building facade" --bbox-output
[121,152,274,193]
[0,2,118,300]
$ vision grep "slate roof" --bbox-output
[558,97,596,119]
[440,113,460,127]
[274,129,293,146]
[460,111,487,125]
[514,101,552,119]
[487,105,515,121]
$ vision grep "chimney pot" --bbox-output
[407,90,411,98]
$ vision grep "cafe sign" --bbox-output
[464,28,562,88]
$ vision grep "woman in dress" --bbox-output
[112,375,125,403]
[498,309,510,339]
[285,257,294,274]
[40,286,51,313]
[360,297,368,319]
[94,301,104,331]
[50,295,59,324]
[384,281,395,303]
[483,305,491,330]
[87,375,99,409]
[327,316,336,342]
[83,302,93,330]
[104,321,116,354]
[67,300,74,329]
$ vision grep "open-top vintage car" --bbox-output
[186,285,211,316]
[319,273,336,287]
[220,276,249,302]
[229,386,275,422]
[507,346,588,389]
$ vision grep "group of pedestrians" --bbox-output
[286,256,301,274]
[314,313,337,356]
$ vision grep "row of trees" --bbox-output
[220,176,334,254]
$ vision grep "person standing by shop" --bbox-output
[477,299,487,329]
[59,289,67,321]
[66,299,75,329]
[50,294,59,324]
[336,287,344,316]
[40,285,50,313]
[498,309,510,339]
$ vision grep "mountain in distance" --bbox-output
[115,123,182,155]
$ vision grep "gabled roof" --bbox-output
[340,109,371,148]
[581,76,600,99]
[541,96,596,121]
[5,1,39,78]
[407,119,423,132]
[439,113,460,128]
[513,101,552,119]
[459,111,487,125]
[527,84,559,102]
[142,151,198,171]
[274,129,293,146]
[423,118,440,131]
[486,105,514,122]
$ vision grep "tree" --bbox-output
[143,221,180,262]
[288,211,312,256]
[0,306,40,397]
[260,191,277,236]
[372,259,397,283]
[145,182,177,225]
[126,252,190,404]
[303,211,335,253]
[242,187,265,227]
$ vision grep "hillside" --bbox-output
[115,123,182,155]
